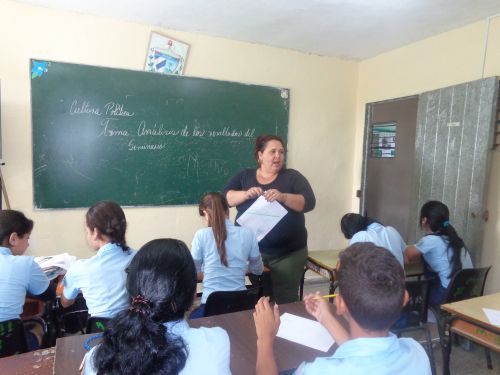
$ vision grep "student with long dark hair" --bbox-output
[82,238,231,375]
[190,192,263,318]
[340,213,406,266]
[405,200,473,305]
[61,201,135,328]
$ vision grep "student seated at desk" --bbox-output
[61,201,135,331]
[253,242,431,375]
[189,192,263,318]
[340,213,406,266]
[404,201,473,306]
[82,238,231,375]
[0,210,54,356]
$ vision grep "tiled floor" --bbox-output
[302,273,499,375]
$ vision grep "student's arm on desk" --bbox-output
[304,292,350,346]
[404,245,422,264]
[254,297,280,375]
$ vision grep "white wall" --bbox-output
[0,0,357,257]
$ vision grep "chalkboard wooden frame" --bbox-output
[31,60,289,209]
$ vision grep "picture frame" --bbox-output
[145,32,189,75]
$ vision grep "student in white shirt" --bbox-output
[341,213,406,266]
[0,210,53,354]
[83,238,231,375]
[253,243,431,375]
[61,201,135,330]
[190,192,263,318]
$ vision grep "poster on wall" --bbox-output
[145,32,189,75]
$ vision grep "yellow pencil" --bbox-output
[321,294,337,299]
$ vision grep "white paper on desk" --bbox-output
[35,253,76,270]
[483,308,500,326]
[276,313,334,352]
[236,196,287,241]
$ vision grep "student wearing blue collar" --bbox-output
[253,243,431,375]
[341,213,406,266]
[0,210,53,355]
[82,238,231,375]
[405,200,473,306]
[61,201,136,329]
[190,192,264,318]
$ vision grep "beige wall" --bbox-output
[0,0,356,257]
[356,18,500,293]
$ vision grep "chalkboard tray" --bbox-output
[31,60,289,209]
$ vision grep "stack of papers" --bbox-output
[35,253,77,280]
[276,313,335,352]
[236,196,288,241]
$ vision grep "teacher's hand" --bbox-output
[246,187,264,200]
[263,189,286,203]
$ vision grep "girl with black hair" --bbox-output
[61,201,136,325]
[405,200,473,305]
[189,192,263,318]
[82,238,231,375]
[340,213,406,266]
[0,210,53,354]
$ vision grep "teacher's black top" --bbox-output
[223,168,315,257]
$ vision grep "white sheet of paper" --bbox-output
[483,308,500,326]
[35,253,76,271]
[276,313,334,352]
[236,196,287,241]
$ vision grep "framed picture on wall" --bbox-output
[145,32,189,75]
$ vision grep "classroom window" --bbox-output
[370,122,396,158]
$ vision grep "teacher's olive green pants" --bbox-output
[261,247,308,304]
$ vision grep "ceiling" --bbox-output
[14,0,500,60]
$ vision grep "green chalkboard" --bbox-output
[31,60,289,209]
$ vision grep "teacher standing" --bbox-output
[223,135,315,303]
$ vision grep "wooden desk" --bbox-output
[300,249,341,300]
[0,347,55,374]
[190,301,339,375]
[300,249,425,300]
[441,293,500,351]
[441,293,500,375]
[3,302,338,375]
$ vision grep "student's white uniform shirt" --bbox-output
[191,219,263,304]
[0,247,49,321]
[349,223,406,266]
[415,234,473,288]
[294,333,431,375]
[63,243,135,318]
[83,319,231,375]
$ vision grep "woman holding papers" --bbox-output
[224,134,315,303]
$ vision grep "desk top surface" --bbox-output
[4,301,339,375]
[307,249,424,277]
[307,249,342,268]
[441,292,500,331]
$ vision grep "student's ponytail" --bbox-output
[420,201,467,277]
[199,192,229,267]
[93,239,197,375]
[94,303,186,374]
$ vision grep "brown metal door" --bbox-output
[361,97,419,241]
